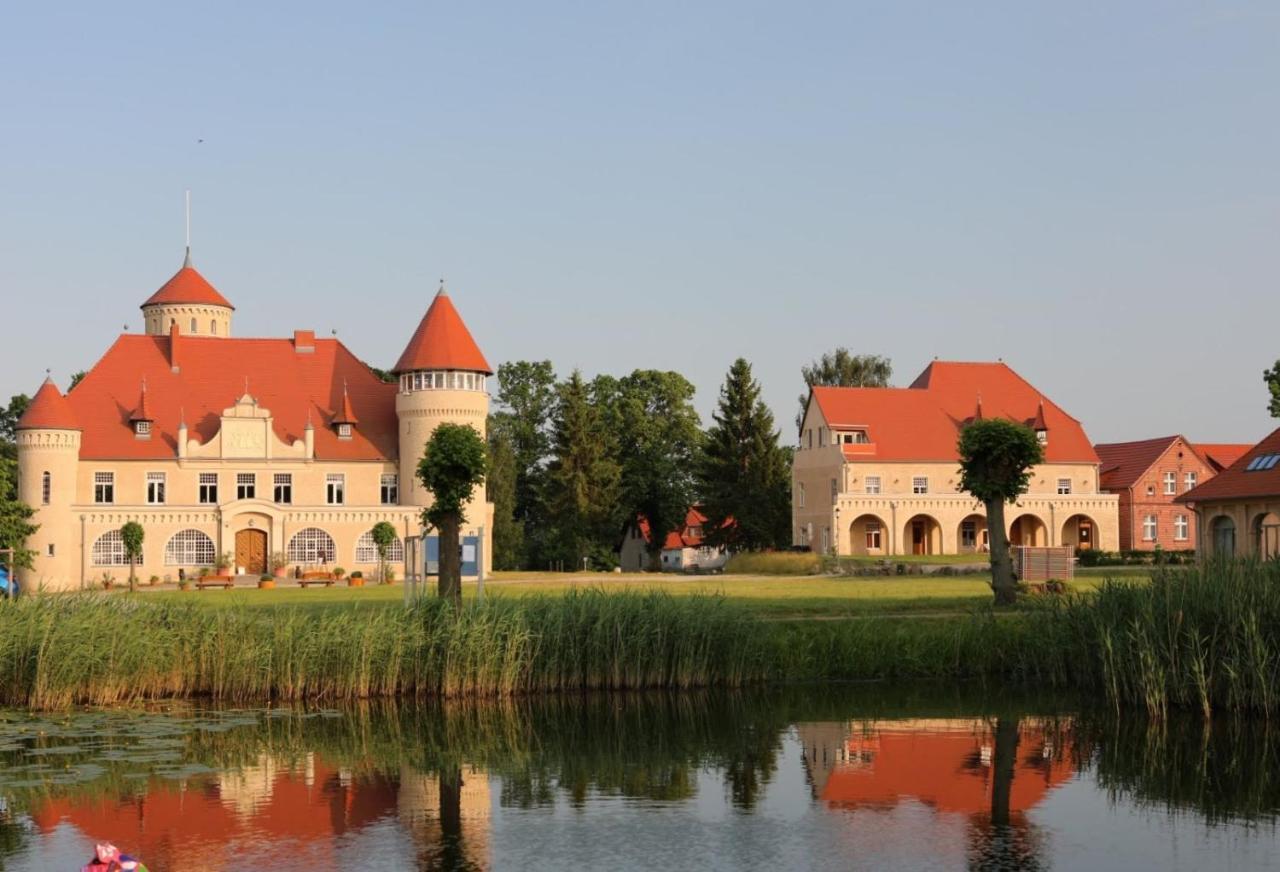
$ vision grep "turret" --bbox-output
[392,284,492,514]
[15,378,82,591]
[140,249,234,337]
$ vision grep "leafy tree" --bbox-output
[1265,361,1280,418]
[486,425,524,570]
[796,349,891,428]
[120,521,144,592]
[0,459,37,570]
[370,520,399,583]
[957,419,1044,605]
[600,370,702,570]
[68,371,87,391]
[367,366,397,384]
[0,394,31,461]
[698,358,791,551]
[544,371,621,570]
[417,423,487,601]
[492,361,558,564]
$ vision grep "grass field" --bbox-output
[145,569,1153,618]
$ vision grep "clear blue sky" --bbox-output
[2,1,1276,443]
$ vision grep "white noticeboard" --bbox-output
[462,544,477,563]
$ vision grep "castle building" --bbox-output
[15,249,493,591]
[793,361,1119,556]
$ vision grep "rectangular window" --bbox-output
[961,521,977,549]
[821,527,829,553]
[326,473,345,505]
[47,543,55,557]
[146,472,166,505]
[274,473,293,504]
[1163,472,1176,495]
[199,473,218,504]
[912,476,929,494]
[830,478,838,502]
[237,473,256,500]
[1057,478,1072,495]
[381,473,398,505]
[865,476,881,495]
[135,420,151,437]
[806,429,813,449]
[94,472,114,504]
[41,472,50,505]
[798,482,806,508]
[818,428,825,447]
[1184,472,1197,491]
[1174,514,1189,541]
[865,520,882,550]
[337,423,352,439]
[1143,514,1157,541]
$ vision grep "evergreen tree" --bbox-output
[486,425,525,570]
[698,359,791,551]
[544,371,621,569]
[492,361,557,565]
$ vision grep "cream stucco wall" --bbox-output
[142,302,232,337]
[1193,498,1280,560]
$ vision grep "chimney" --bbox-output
[294,330,315,354]
[169,321,181,373]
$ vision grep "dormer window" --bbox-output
[1036,429,1048,445]
[337,423,352,439]
[135,420,151,437]
[841,430,870,445]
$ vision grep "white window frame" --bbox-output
[1174,514,1189,542]
[91,529,136,566]
[865,520,882,550]
[236,473,256,501]
[288,527,336,564]
[94,472,114,504]
[1143,514,1158,542]
[355,531,405,563]
[146,472,166,505]
[165,529,215,566]
[1163,472,1176,495]
[961,520,977,549]
[912,476,929,495]
[864,476,881,495]
[1056,478,1072,495]
[198,473,218,504]
[135,420,151,437]
[326,473,345,505]
[1184,472,1197,492]
[381,473,398,506]
[337,423,353,439]
[274,473,293,504]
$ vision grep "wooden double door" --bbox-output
[235,529,267,575]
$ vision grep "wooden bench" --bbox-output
[298,573,336,588]
[196,576,235,590]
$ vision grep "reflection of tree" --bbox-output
[966,718,1048,872]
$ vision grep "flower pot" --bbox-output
[273,567,287,578]
[348,577,364,587]
[258,580,276,590]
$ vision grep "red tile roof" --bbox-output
[1179,427,1280,503]
[334,385,359,425]
[810,361,1098,463]
[140,258,234,310]
[1094,436,1187,491]
[128,382,154,423]
[393,288,492,374]
[1192,443,1252,473]
[64,334,397,460]
[16,378,80,431]
[637,507,727,549]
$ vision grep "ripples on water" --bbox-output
[0,685,1277,871]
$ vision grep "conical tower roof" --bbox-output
[17,378,80,431]
[141,251,234,310]
[393,286,492,374]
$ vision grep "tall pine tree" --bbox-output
[544,371,621,570]
[699,359,791,551]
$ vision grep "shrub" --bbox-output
[333,567,346,579]
[349,571,363,580]
[148,575,160,586]
[724,551,821,575]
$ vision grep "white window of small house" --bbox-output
[1163,472,1176,495]
[1185,472,1197,491]
[1174,514,1189,541]
[1143,515,1157,541]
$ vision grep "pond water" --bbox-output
[0,685,1277,871]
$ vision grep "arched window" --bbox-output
[190,317,198,333]
[355,531,404,563]
[211,319,217,335]
[288,527,336,564]
[165,529,215,566]
[41,471,50,505]
[91,530,136,566]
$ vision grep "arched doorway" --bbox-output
[903,514,942,555]
[1211,516,1236,556]
[847,514,887,556]
[1061,514,1097,552]
[1009,514,1047,548]
[957,514,988,554]
[1252,512,1280,559]
[234,528,267,575]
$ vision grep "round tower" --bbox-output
[15,378,82,592]
[140,249,234,337]
[392,285,493,515]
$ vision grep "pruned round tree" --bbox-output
[957,419,1044,605]
[417,423,487,601]
[369,520,398,584]
[120,521,145,593]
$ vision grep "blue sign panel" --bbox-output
[423,535,480,576]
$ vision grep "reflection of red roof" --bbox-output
[141,262,234,310]
[810,361,1098,463]
[818,725,1074,816]
[1180,427,1280,503]
[64,334,397,460]
[393,289,492,374]
[16,378,80,431]
[28,760,398,872]
[1193,443,1252,473]
[637,508,730,549]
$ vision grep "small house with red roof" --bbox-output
[14,247,494,591]
[793,361,1118,556]
[618,507,731,572]
[1094,436,1250,551]
[1177,426,1280,559]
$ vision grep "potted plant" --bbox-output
[148,574,160,587]
[197,566,211,580]
[270,552,288,578]
[258,573,275,590]
[178,577,193,591]
[100,571,116,591]
[380,566,396,585]
[215,552,232,575]
[333,566,346,580]
[348,571,364,588]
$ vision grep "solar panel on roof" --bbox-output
[1265,455,1280,470]
[1246,454,1280,472]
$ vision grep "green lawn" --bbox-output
[144,569,1154,618]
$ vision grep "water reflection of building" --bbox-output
[27,756,490,870]
[797,718,1075,816]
